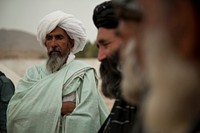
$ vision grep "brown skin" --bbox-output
[61,101,76,116]
[118,20,140,45]
[114,11,146,104]
[45,27,76,116]
[45,26,74,58]
[139,0,199,64]
[117,19,143,66]
[96,27,123,61]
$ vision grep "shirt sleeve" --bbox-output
[62,77,81,102]
[62,69,109,133]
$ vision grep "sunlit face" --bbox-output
[96,27,123,61]
[45,27,74,73]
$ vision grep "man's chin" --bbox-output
[49,52,61,57]
[46,55,66,73]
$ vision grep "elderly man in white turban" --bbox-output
[7,10,109,133]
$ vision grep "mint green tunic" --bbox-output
[7,60,109,133]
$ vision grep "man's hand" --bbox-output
[61,101,76,116]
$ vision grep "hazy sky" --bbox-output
[0,0,106,42]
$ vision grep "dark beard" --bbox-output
[46,46,67,73]
[100,50,121,99]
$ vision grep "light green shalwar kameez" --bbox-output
[7,60,109,133]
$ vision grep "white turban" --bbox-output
[37,10,87,54]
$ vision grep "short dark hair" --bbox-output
[93,1,119,29]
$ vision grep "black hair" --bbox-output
[93,1,119,29]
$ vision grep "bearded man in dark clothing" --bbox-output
[92,1,143,132]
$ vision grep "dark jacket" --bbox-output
[0,71,15,133]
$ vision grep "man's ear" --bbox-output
[70,39,75,48]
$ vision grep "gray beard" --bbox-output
[46,54,67,73]
[142,29,200,133]
[121,40,148,105]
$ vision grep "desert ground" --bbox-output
[0,58,114,110]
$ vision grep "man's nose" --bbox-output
[49,38,58,47]
[97,49,107,62]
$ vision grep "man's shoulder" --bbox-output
[26,63,45,74]
[69,60,94,70]
[71,60,91,66]
[115,97,137,108]
[0,72,15,102]
[64,60,96,77]
[0,71,5,76]
[0,73,13,85]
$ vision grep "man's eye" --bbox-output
[56,35,63,40]
[46,35,52,40]
[103,42,110,48]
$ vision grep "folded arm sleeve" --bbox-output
[63,69,109,133]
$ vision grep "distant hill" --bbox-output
[0,29,47,59]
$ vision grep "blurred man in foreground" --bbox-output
[138,0,200,132]
[112,1,146,132]
[113,0,200,132]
